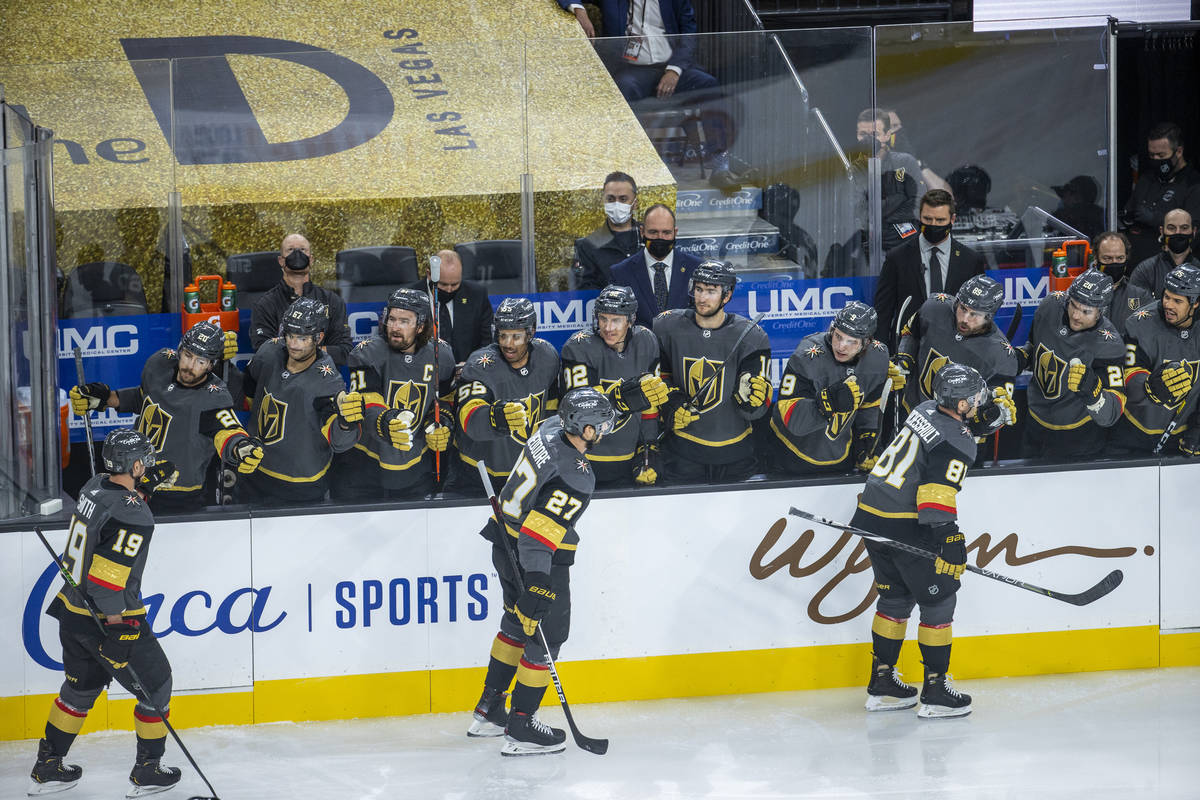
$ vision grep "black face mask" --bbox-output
[645,237,675,260]
[1165,232,1193,255]
[921,222,952,244]
[1154,157,1175,181]
[1098,260,1127,283]
[284,250,310,271]
[437,286,458,304]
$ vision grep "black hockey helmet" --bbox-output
[559,387,616,439]
[492,297,537,341]
[178,320,224,362]
[102,428,157,474]
[831,301,878,340]
[954,274,1004,318]
[281,297,328,337]
[688,259,738,297]
[1066,269,1114,310]
[932,362,987,411]
[593,284,638,325]
[385,287,430,328]
[1163,263,1200,302]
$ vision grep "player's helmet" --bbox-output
[101,428,157,474]
[385,288,430,328]
[492,297,537,341]
[831,301,878,340]
[558,387,616,439]
[592,284,638,329]
[281,297,328,337]
[1066,269,1114,310]
[954,274,1004,318]
[178,320,224,362]
[932,362,988,411]
[688,259,738,297]
[1163,263,1200,302]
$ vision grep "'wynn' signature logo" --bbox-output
[749,519,1137,624]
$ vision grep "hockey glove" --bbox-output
[336,391,364,425]
[231,437,264,474]
[632,443,660,486]
[1014,343,1032,375]
[1066,358,1103,405]
[736,373,770,408]
[99,619,141,671]
[932,522,966,581]
[886,361,907,394]
[70,382,111,415]
[137,460,177,496]
[893,351,916,377]
[1146,361,1192,406]
[818,376,862,420]
[671,402,700,430]
[377,409,416,451]
[222,330,238,361]
[990,386,1017,426]
[489,400,528,437]
[514,572,555,637]
[1179,426,1200,458]
[853,429,879,472]
[425,422,451,452]
[612,374,669,414]
[966,398,1004,437]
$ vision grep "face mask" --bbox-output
[1155,157,1175,181]
[1098,260,1127,283]
[645,237,674,260]
[437,287,458,304]
[921,222,952,244]
[605,201,633,225]
[284,250,310,271]
[1165,232,1193,255]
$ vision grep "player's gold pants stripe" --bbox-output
[918,623,953,646]
[88,554,131,590]
[769,418,851,465]
[915,483,958,512]
[48,698,87,734]
[856,501,918,520]
[516,660,551,688]
[872,613,908,640]
[1028,407,1090,431]
[491,635,524,666]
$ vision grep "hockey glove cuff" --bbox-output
[736,373,770,408]
[893,351,916,376]
[613,374,669,414]
[70,383,111,415]
[489,400,528,437]
[378,409,416,451]
[99,619,141,670]
[231,437,264,474]
[933,522,966,581]
[336,391,364,426]
[1146,361,1192,406]
[1014,343,1032,375]
[515,572,555,637]
[1066,358,1103,404]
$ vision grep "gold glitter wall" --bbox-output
[0,1,675,306]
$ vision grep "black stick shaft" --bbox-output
[892,296,911,433]
[72,347,97,479]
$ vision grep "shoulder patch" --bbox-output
[163,348,177,359]
[575,458,590,474]
[319,363,335,376]
[355,339,370,350]
[1133,308,1152,320]
[207,382,221,392]
[933,292,952,303]
[1099,327,1117,341]
[871,339,888,352]
[568,330,591,342]
[122,493,142,507]
[1051,290,1067,300]
[655,309,675,320]
[804,343,825,359]
[475,352,495,367]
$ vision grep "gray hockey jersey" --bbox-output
[1121,302,1200,439]
[1108,280,1153,336]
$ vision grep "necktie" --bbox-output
[929,247,943,295]
[653,263,668,312]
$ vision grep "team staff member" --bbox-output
[29,429,181,796]
[654,260,771,484]
[249,233,354,364]
[571,172,643,291]
[239,298,362,505]
[852,363,1002,718]
[1129,208,1198,299]
[1122,123,1200,264]
[769,302,899,475]
[454,297,560,496]
[70,321,263,513]
[1017,271,1127,460]
[1093,231,1152,335]
[611,204,702,329]
[561,285,669,486]
[408,249,494,367]
[468,388,615,755]
[334,289,455,501]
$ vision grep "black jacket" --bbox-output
[572,221,642,290]
[873,236,986,351]
[408,278,494,364]
[249,280,354,365]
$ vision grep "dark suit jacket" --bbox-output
[873,237,986,351]
[610,248,701,329]
[407,278,494,364]
[557,0,700,70]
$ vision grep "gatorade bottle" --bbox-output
[221,282,238,311]
[184,283,201,314]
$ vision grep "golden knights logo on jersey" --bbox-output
[1034,344,1068,399]
[136,397,172,452]
[919,349,951,400]
[257,392,288,444]
[683,357,724,411]
[596,378,634,434]
[386,379,428,417]
[512,392,547,443]
[825,408,853,440]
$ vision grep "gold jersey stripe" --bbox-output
[213,427,246,457]
[521,510,568,549]
[673,425,752,448]
[458,398,488,429]
[1028,407,1090,431]
[88,553,132,590]
[352,442,428,470]
[257,462,332,483]
[856,500,918,520]
[768,417,850,465]
[915,483,958,511]
[55,591,145,618]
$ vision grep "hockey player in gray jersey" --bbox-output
[1110,263,1200,455]
[468,388,615,755]
[30,430,181,796]
[334,289,456,500]
[769,302,901,474]
[654,260,771,484]
[238,297,362,505]
[454,297,560,496]
[70,321,262,513]
[560,285,669,486]
[1094,231,1152,335]
[1017,270,1128,460]
[851,363,1002,719]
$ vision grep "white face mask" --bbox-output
[604,201,633,225]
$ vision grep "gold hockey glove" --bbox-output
[1146,361,1192,406]
[489,400,528,437]
[336,391,364,424]
[222,330,238,361]
[818,376,862,420]
[933,522,966,581]
[232,437,264,474]
[736,373,770,408]
[886,361,907,393]
[378,409,416,451]
[70,383,111,415]
[632,443,659,486]
[1066,358,1103,404]
[425,422,451,452]
[853,429,879,471]
[991,386,1017,426]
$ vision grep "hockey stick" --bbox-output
[993,303,1025,465]
[33,527,221,800]
[891,296,912,434]
[429,255,442,483]
[72,347,97,479]
[1153,405,1186,455]
[786,507,1124,606]
[866,377,892,464]
[475,460,609,756]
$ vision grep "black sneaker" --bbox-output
[501,710,566,756]
[28,738,82,796]
[126,759,181,797]
[918,672,972,718]
[865,659,918,712]
[467,687,509,738]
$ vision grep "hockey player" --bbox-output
[1093,231,1152,335]
[238,297,362,505]
[70,321,262,513]
[851,363,1003,719]
[333,288,455,500]
[654,260,771,483]
[453,297,560,496]
[468,388,615,755]
[29,429,181,796]
[1017,270,1128,460]
[768,302,901,474]
[1110,263,1200,455]
[560,285,669,486]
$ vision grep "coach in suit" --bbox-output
[873,189,986,350]
[611,204,700,329]
[408,249,493,365]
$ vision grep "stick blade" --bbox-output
[1058,569,1124,606]
[576,734,609,755]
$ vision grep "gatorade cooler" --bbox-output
[181,275,240,337]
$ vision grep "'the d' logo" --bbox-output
[257,392,288,444]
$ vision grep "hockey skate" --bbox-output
[501,710,566,756]
[865,659,918,712]
[918,672,972,718]
[27,739,82,796]
[467,687,509,738]
[126,758,181,797]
